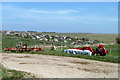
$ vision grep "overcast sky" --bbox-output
[2,2,118,33]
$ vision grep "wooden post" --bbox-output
[60,45,62,50]
[109,48,111,56]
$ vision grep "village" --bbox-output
[2,30,100,46]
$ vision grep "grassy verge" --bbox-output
[38,44,119,63]
[33,48,119,63]
[6,44,119,63]
[1,65,35,79]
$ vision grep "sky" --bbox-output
[2,2,118,33]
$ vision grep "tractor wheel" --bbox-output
[92,53,96,56]
[99,52,106,56]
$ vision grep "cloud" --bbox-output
[30,9,80,14]
[3,4,117,24]
[3,5,80,15]
[30,9,52,13]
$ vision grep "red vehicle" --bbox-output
[3,47,18,52]
[96,45,107,56]
[69,45,107,56]
[3,43,45,52]
[3,47,10,51]
[9,47,18,52]
[33,48,45,52]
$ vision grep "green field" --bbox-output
[2,34,65,48]
[2,33,118,48]
[26,44,118,63]
[2,34,119,63]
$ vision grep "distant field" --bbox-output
[40,33,118,43]
[2,33,118,48]
[2,35,44,48]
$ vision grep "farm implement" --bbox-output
[3,43,44,52]
[63,45,108,56]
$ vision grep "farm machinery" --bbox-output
[63,45,108,56]
[3,42,45,52]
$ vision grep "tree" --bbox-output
[116,37,120,44]
[46,36,50,41]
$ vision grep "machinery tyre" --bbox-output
[99,52,106,56]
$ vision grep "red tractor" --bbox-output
[95,45,107,56]
[64,45,108,56]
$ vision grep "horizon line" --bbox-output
[1,30,118,34]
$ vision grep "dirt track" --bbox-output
[1,53,118,78]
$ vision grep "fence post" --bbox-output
[109,48,111,56]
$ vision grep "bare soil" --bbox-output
[1,53,118,78]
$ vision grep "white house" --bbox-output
[67,38,71,41]
[36,36,40,39]
[62,40,67,43]
[5,31,11,35]
[54,38,58,42]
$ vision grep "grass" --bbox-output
[2,33,118,48]
[2,34,119,63]
[35,45,119,63]
[2,34,65,48]
[1,65,35,79]
[10,44,118,63]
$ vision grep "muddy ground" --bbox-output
[1,53,118,78]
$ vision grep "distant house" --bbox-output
[14,33,20,36]
[9,32,15,36]
[41,38,48,41]
[62,40,67,43]
[76,40,82,43]
[88,40,94,44]
[39,38,43,41]
[54,38,58,42]
[67,38,71,41]
[71,42,76,45]
[36,36,40,39]
[94,40,99,43]
[31,36,36,39]
[5,31,11,35]
[21,33,27,38]
[28,33,32,36]
[44,38,48,41]
[50,36,52,39]
[55,35,59,37]
[63,36,66,39]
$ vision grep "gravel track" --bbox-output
[1,53,118,78]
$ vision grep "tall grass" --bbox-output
[1,65,35,79]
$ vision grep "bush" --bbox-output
[116,37,120,44]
